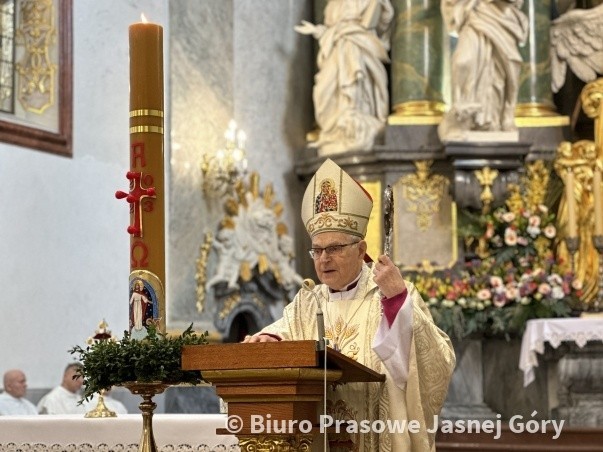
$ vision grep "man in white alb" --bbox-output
[37,363,86,414]
[0,369,37,415]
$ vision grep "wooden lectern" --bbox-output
[182,340,385,451]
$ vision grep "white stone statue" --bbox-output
[550,3,603,93]
[296,0,394,155]
[205,227,242,291]
[206,179,302,293]
[439,0,529,141]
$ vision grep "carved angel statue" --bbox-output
[550,3,603,93]
[206,175,302,293]
[439,0,529,140]
[296,0,394,154]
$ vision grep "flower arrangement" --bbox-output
[409,163,581,340]
[70,323,208,401]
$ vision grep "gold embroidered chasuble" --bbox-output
[261,264,456,451]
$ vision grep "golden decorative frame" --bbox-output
[0,0,72,156]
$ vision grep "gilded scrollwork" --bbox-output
[474,167,499,214]
[238,434,313,452]
[554,140,598,304]
[195,231,213,313]
[401,160,449,231]
[15,0,56,114]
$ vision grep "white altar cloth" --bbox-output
[0,414,239,451]
[519,318,603,387]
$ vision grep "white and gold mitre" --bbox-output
[301,159,373,239]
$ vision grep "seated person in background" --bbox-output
[0,369,37,415]
[37,363,86,415]
[243,159,456,451]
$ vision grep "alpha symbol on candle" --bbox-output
[131,142,147,168]
[115,171,156,237]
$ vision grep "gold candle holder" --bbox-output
[123,381,169,452]
[565,236,580,276]
[84,389,116,418]
[592,235,603,313]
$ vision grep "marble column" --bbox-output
[516,0,558,117]
[390,0,446,119]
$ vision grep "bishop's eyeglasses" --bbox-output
[308,241,360,259]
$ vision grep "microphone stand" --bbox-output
[302,278,326,351]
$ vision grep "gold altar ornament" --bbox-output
[474,167,499,214]
[401,160,449,231]
[85,320,117,418]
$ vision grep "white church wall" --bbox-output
[0,0,315,392]
[0,0,169,390]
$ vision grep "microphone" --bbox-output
[302,278,326,351]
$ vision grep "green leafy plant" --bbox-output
[69,324,208,401]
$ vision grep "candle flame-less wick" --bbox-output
[141,13,148,23]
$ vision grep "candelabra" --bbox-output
[592,235,603,312]
[201,120,248,198]
[565,236,580,277]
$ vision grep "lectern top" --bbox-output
[181,340,385,383]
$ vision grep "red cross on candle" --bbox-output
[116,171,156,237]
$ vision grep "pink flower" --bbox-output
[505,286,519,301]
[538,283,552,295]
[571,279,583,290]
[529,216,541,228]
[504,228,518,246]
[490,276,504,289]
[485,223,495,239]
[517,236,529,246]
[477,289,492,300]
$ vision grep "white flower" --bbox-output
[551,286,565,299]
[504,227,518,246]
[543,224,556,239]
[527,226,541,237]
[538,205,548,214]
[457,298,467,308]
[520,297,531,305]
[476,302,485,310]
[443,300,456,308]
[483,299,492,307]
[428,297,439,306]
[502,212,516,223]
[517,236,529,246]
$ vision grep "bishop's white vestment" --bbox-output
[261,263,456,451]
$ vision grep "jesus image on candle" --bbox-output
[129,279,155,338]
